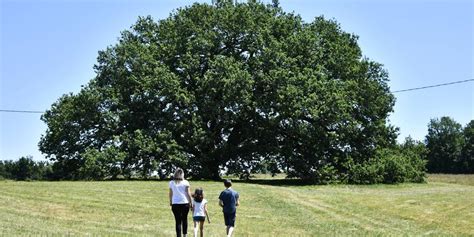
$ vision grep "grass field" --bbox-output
[1,175,473,236]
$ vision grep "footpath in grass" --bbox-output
[0,175,473,236]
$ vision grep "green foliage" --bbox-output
[460,120,474,173]
[425,117,466,173]
[348,159,383,184]
[348,147,426,184]
[0,161,8,180]
[0,156,53,181]
[80,146,125,180]
[0,160,16,180]
[398,137,427,182]
[13,156,36,181]
[40,1,397,181]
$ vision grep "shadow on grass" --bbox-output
[32,176,321,186]
[231,178,319,186]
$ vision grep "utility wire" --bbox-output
[392,79,474,93]
[1,79,473,114]
[0,109,44,114]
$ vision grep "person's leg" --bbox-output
[227,212,236,237]
[199,220,204,237]
[181,204,190,236]
[172,205,182,237]
[227,226,234,237]
[223,213,228,235]
[224,212,231,236]
[193,220,199,237]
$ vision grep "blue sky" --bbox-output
[1,0,472,161]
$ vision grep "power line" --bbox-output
[1,79,473,114]
[392,79,474,93]
[0,109,44,114]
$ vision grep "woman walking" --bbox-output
[169,168,193,237]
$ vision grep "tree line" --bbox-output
[0,156,52,181]
[2,116,471,182]
[425,117,473,174]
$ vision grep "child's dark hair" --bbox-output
[193,188,204,202]
[224,179,232,188]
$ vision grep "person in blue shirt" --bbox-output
[218,179,240,237]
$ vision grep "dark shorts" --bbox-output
[193,216,205,222]
[223,212,236,227]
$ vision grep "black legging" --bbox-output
[171,204,189,237]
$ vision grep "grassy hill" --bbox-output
[0,175,473,236]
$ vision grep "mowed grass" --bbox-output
[0,175,473,236]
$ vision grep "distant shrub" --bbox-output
[349,148,426,184]
[77,147,126,180]
[0,157,53,181]
[381,151,408,184]
[314,165,340,184]
[348,159,383,184]
[0,161,6,180]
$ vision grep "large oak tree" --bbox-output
[39,0,396,180]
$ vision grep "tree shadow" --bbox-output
[232,178,319,186]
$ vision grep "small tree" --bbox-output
[425,117,464,173]
[398,137,427,182]
[0,161,6,179]
[1,160,15,180]
[14,156,36,180]
[460,120,474,173]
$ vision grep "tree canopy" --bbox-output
[461,121,474,173]
[425,117,473,174]
[39,0,398,181]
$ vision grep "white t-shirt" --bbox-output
[193,199,208,217]
[169,180,190,204]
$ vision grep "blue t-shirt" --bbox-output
[219,188,239,213]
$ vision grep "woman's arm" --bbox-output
[169,188,173,206]
[186,186,193,208]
